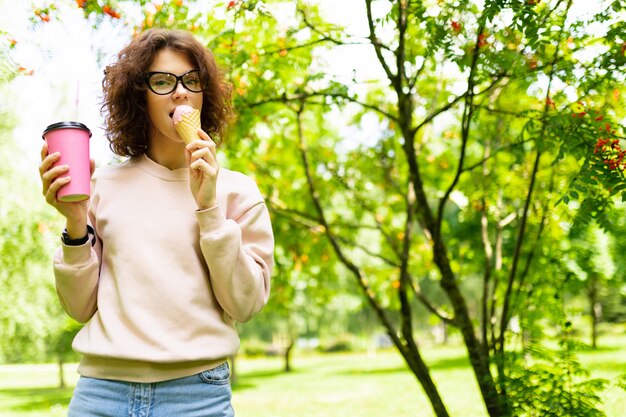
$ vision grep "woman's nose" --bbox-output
[172,80,189,98]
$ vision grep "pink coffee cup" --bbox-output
[42,121,92,202]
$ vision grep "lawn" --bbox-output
[0,335,624,417]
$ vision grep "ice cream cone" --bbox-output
[174,108,201,145]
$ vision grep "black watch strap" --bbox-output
[61,225,96,246]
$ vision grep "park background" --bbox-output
[1,0,625,416]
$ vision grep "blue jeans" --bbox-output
[68,362,234,417]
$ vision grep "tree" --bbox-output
[47,318,81,388]
[0,24,84,368]
[563,223,615,349]
[214,1,624,416]
[0,105,69,364]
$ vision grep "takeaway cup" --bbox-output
[42,121,92,202]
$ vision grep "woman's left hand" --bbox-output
[186,129,219,210]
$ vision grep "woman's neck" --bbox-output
[146,137,187,170]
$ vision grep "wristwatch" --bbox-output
[61,225,96,246]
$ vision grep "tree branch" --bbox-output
[364,0,397,83]
[510,174,554,316]
[409,276,456,326]
[321,159,404,260]
[497,0,574,354]
[293,102,404,351]
[435,71,505,240]
[296,6,351,47]
[480,144,494,353]
[334,234,400,268]
[245,91,399,122]
[267,201,321,226]
[262,38,339,55]
[408,47,433,91]
[460,138,534,174]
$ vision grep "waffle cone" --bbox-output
[174,109,201,145]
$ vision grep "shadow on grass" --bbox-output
[232,380,256,391]
[338,355,471,376]
[237,368,287,379]
[0,387,73,412]
[429,356,471,370]
[579,344,624,354]
[341,366,409,376]
[233,368,301,392]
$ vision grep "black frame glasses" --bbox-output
[145,69,207,95]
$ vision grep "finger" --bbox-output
[41,164,69,194]
[185,147,192,166]
[42,164,69,181]
[189,156,220,174]
[39,152,60,176]
[186,137,216,151]
[191,147,213,162]
[189,159,210,172]
[196,129,213,142]
[196,130,219,151]
[45,176,71,203]
[40,142,49,161]
[41,159,67,181]
[189,138,217,160]
[90,158,96,175]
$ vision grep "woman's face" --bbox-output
[145,48,203,146]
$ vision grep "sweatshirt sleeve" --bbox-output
[53,231,101,323]
[196,179,274,323]
[53,183,102,324]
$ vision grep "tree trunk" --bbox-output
[433,239,510,417]
[229,355,237,384]
[58,356,65,389]
[284,339,294,372]
[588,274,601,349]
[404,134,509,417]
[399,343,450,417]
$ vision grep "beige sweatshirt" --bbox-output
[53,155,274,382]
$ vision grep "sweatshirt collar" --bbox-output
[136,154,189,182]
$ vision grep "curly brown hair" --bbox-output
[101,28,234,157]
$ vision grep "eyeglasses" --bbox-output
[145,69,207,95]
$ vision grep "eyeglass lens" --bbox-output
[148,71,204,94]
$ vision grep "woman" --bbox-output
[39,28,274,416]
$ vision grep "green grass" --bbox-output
[577,338,626,415]
[0,335,624,417]
[0,364,76,417]
[231,346,485,417]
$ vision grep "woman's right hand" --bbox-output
[39,142,95,237]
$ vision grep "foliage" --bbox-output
[0,113,69,363]
[505,323,609,417]
[602,204,626,323]
[556,106,626,231]
[0,30,21,83]
[47,319,81,364]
